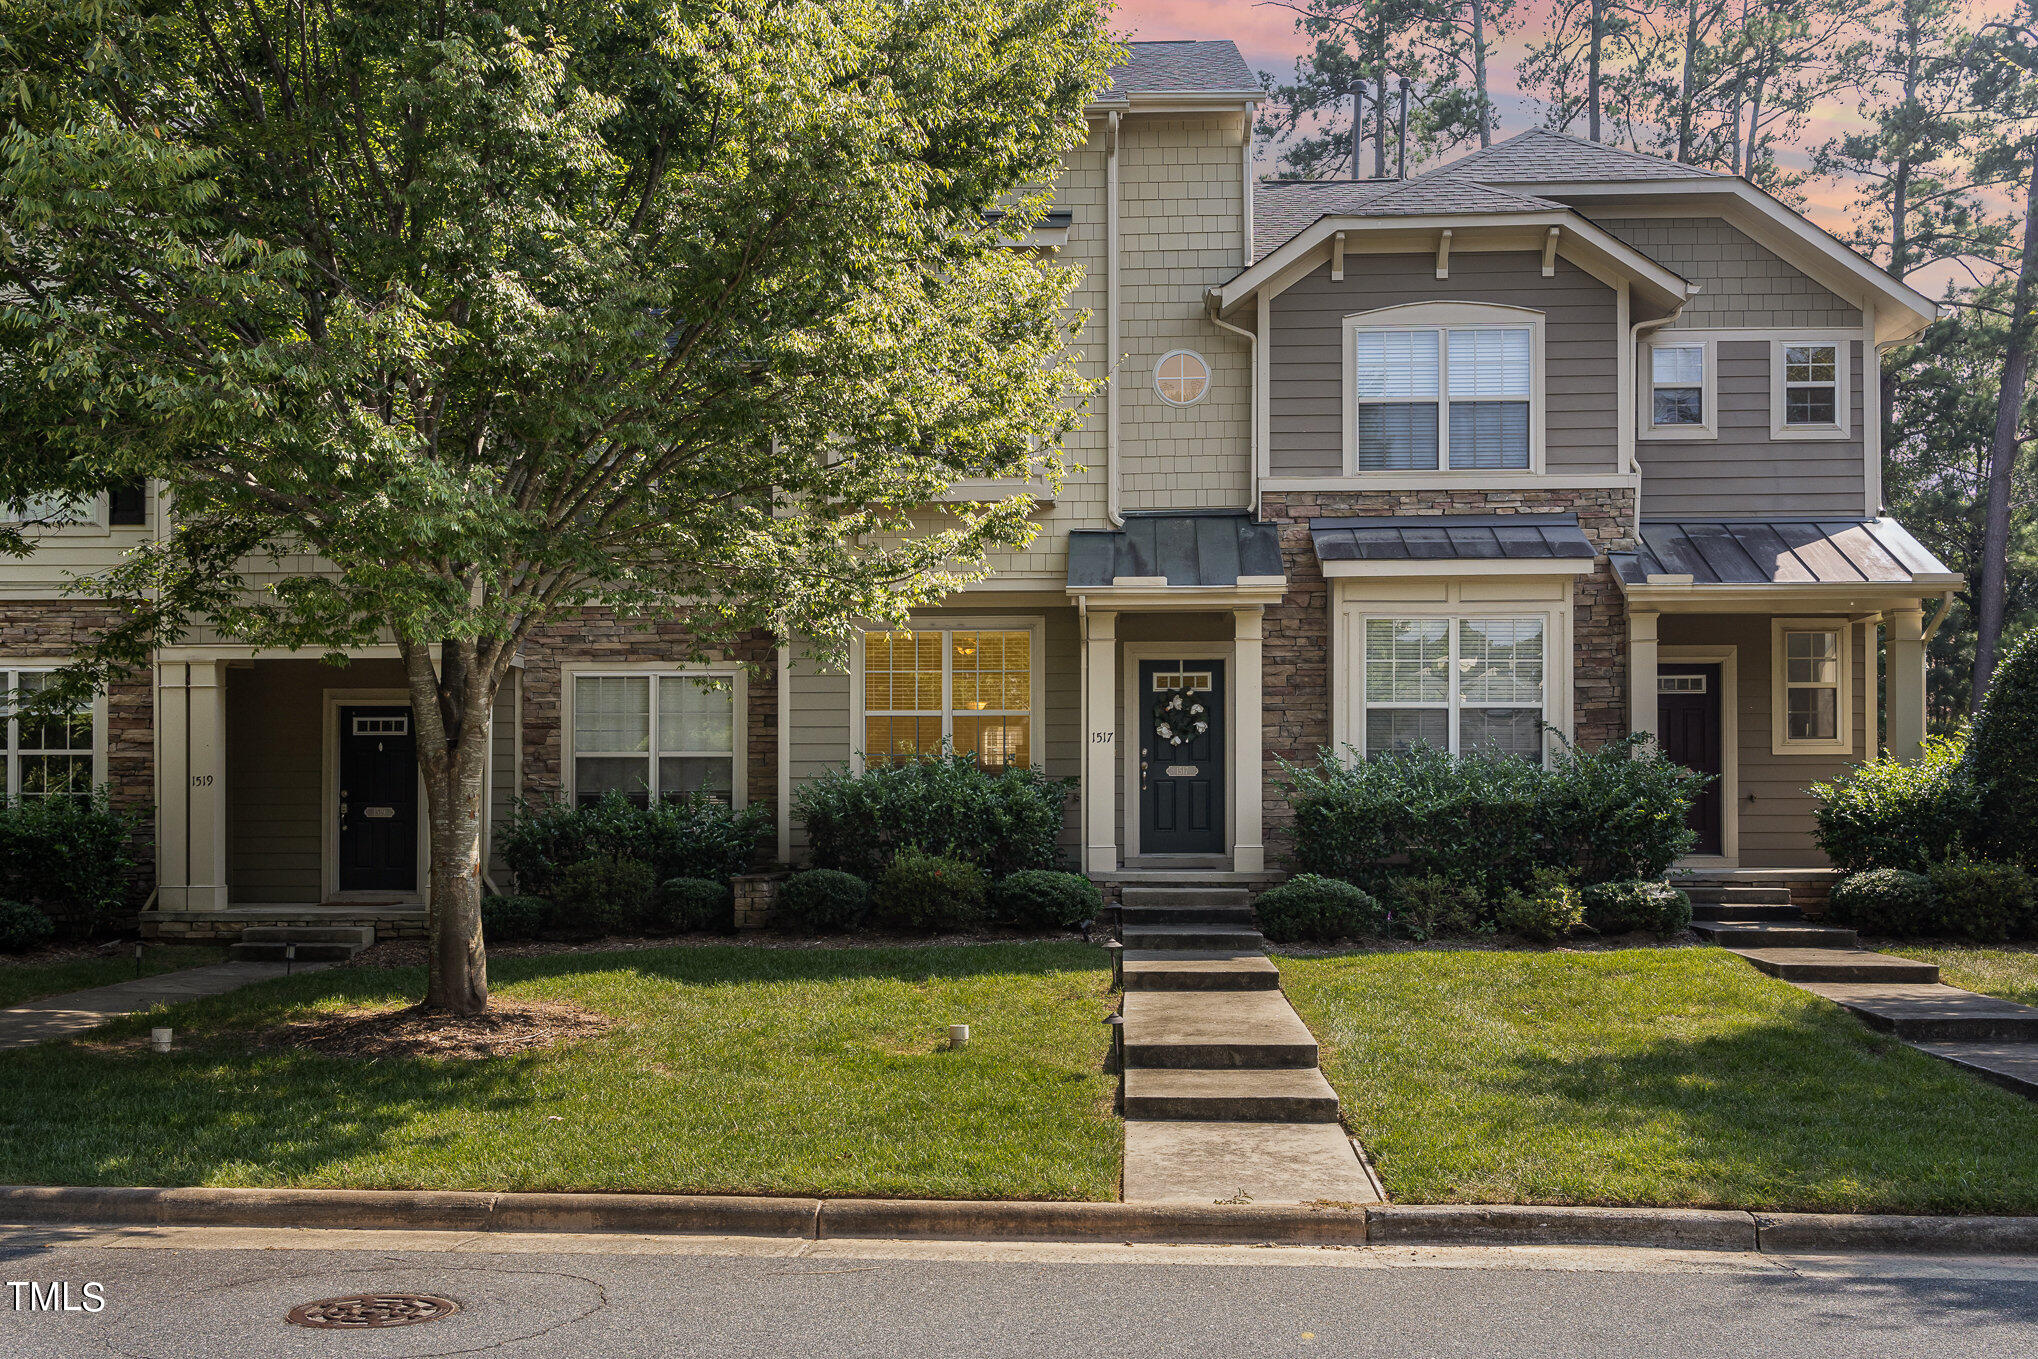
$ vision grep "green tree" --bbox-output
[0,0,1115,1014]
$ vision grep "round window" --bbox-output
[1154,350,1211,405]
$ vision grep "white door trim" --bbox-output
[321,689,430,904]
[1660,646,1739,869]
[1121,642,1234,863]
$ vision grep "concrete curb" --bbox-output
[3,1186,2036,1255]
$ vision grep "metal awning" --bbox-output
[1067,512,1286,600]
[1308,513,1597,577]
[1612,518,1960,590]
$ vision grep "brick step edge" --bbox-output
[7,1186,2038,1254]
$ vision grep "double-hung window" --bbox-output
[1771,340,1848,437]
[861,627,1036,770]
[570,671,740,805]
[1362,617,1547,761]
[1644,341,1713,435]
[2,670,96,800]
[1351,311,1537,472]
[1772,620,1850,754]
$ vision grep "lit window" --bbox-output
[1650,344,1706,427]
[1354,326,1531,470]
[571,672,737,805]
[1155,351,1210,405]
[1782,344,1838,427]
[2,670,96,800]
[863,628,1034,769]
[1771,621,1850,754]
[1362,617,1546,761]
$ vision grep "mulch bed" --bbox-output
[347,926,1092,970]
[258,1000,615,1059]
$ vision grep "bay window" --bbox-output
[1347,306,1541,473]
[861,626,1037,770]
[2,669,97,800]
[1362,616,1547,761]
[569,670,741,805]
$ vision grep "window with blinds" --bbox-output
[1354,324,1532,471]
[863,628,1035,770]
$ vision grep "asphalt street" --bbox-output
[4,1224,2038,1359]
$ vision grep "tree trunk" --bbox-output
[1374,15,1390,178]
[1677,0,1700,161]
[400,637,496,1015]
[1974,135,2038,707]
[1472,0,1491,147]
[1588,0,1605,141]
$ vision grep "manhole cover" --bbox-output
[287,1293,462,1329]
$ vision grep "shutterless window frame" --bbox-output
[1770,618,1852,756]
[1769,337,1851,440]
[1639,336,1717,440]
[0,666,105,801]
[850,619,1045,775]
[562,665,747,807]
[1342,304,1546,476]
[1356,613,1553,764]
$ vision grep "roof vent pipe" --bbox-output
[1397,77,1410,179]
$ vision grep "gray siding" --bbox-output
[1660,614,1871,869]
[784,651,851,857]
[486,673,518,882]
[1639,340,1867,518]
[1269,252,1620,477]
[1598,218,1861,330]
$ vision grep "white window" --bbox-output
[1361,616,1547,761]
[859,625,1039,770]
[1771,620,1850,755]
[1641,339,1715,438]
[1346,305,1541,474]
[568,670,742,805]
[2,670,97,800]
[2,493,92,526]
[1770,339,1850,438]
[1154,350,1210,405]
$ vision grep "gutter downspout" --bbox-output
[1209,306,1259,515]
[1106,110,1124,526]
[1628,310,1686,539]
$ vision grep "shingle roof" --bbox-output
[1067,513,1286,589]
[1433,128,1723,184]
[1251,177,1564,261]
[1310,514,1597,566]
[1611,519,1959,588]
[1101,41,1257,99]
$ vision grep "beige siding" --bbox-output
[1268,252,1621,477]
[1660,614,1871,868]
[1599,218,1860,330]
[486,671,519,882]
[1640,340,1868,519]
[784,649,851,857]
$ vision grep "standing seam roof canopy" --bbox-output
[1310,513,1596,564]
[1613,519,1959,588]
[1067,513,1285,589]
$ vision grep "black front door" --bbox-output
[1657,665,1723,856]
[338,705,418,893]
[1138,660,1226,857]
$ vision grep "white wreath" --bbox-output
[1152,686,1210,748]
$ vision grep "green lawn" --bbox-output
[0,945,231,1011]
[0,943,1118,1201]
[1279,946,2038,1214]
[1885,943,2038,1007]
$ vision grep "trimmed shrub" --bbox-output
[1827,868,1937,936]
[0,791,139,938]
[548,855,658,935]
[872,847,988,932]
[1282,736,1701,897]
[990,870,1101,931]
[1581,879,1692,936]
[1926,860,2037,942]
[1496,870,1586,943]
[1254,875,1389,944]
[1383,874,1488,940]
[0,899,55,952]
[658,877,735,933]
[502,791,767,899]
[792,751,1072,881]
[1966,630,2038,870]
[1813,733,1978,873]
[776,869,869,933]
[479,894,547,942]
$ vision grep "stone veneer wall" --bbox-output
[516,609,779,844]
[0,602,155,902]
[1255,487,1639,868]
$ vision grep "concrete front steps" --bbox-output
[228,925,374,963]
[1694,884,2038,1098]
[1113,883,1380,1206]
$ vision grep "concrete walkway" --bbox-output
[1114,887,1381,1207]
[1695,885,2038,1098]
[0,962,326,1051]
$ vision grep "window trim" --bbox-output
[1769,338,1851,440]
[1638,336,1717,440]
[1341,302,1546,476]
[0,664,108,801]
[1348,608,1562,764]
[561,663,748,807]
[1,492,114,537]
[1770,618,1852,755]
[1154,349,1212,406]
[849,617,1045,776]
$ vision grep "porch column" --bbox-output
[1232,606,1266,874]
[156,660,229,909]
[1083,609,1119,875]
[1628,609,1660,744]
[1886,606,1928,764]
